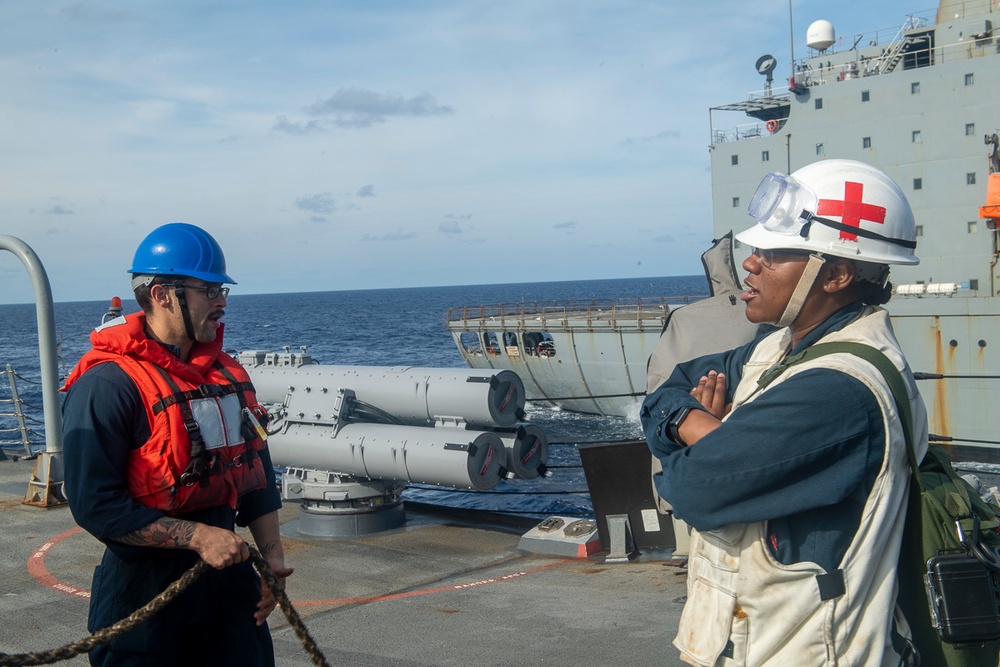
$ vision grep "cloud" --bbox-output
[439,221,463,235]
[553,221,577,230]
[652,234,676,243]
[361,230,418,242]
[55,3,136,22]
[356,184,375,197]
[303,87,454,129]
[621,130,682,146]
[273,115,325,135]
[46,205,74,215]
[295,193,336,214]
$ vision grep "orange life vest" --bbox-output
[63,313,268,515]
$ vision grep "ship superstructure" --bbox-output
[448,1,1000,454]
[710,0,1000,448]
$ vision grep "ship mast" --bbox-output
[787,0,795,91]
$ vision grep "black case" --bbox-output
[924,553,1000,643]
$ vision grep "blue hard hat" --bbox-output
[128,223,236,284]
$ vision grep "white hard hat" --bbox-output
[736,159,919,265]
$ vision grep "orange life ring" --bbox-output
[766,119,779,133]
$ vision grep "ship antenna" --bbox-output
[788,0,795,89]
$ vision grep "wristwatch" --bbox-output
[667,407,692,446]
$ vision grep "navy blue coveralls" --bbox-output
[62,357,282,667]
[642,302,887,573]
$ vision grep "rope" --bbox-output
[406,484,591,496]
[9,371,41,385]
[0,546,329,667]
[8,371,41,385]
[250,547,329,667]
[526,391,645,402]
[548,438,641,446]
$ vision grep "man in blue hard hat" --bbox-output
[62,222,292,666]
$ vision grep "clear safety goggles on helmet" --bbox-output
[747,173,818,236]
[747,172,916,250]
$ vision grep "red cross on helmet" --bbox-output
[736,159,919,265]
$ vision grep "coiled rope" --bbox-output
[0,546,329,667]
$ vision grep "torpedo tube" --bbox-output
[238,350,545,537]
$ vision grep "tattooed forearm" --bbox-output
[114,517,198,548]
[258,540,279,557]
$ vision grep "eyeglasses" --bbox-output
[751,247,813,269]
[168,283,230,299]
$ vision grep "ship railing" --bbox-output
[0,364,43,459]
[446,296,705,331]
[713,118,789,144]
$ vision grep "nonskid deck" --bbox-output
[0,458,687,667]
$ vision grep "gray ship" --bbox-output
[448,0,1000,457]
[3,3,998,664]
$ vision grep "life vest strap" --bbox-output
[152,382,244,415]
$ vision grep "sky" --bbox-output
[0,0,918,305]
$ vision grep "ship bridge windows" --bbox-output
[861,90,870,102]
[911,82,920,94]
[762,150,770,162]
[732,197,740,208]
[969,221,980,234]
[863,137,872,149]
[524,331,556,358]
[912,130,922,143]
[483,331,501,356]
[967,123,976,136]
[915,225,924,236]
[965,73,975,86]
[914,178,923,190]
[968,172,977,185]
[503,332,521,357]
[459,332,483,356]
[814,98,823,110]
[731,154,739,166]
[815,143,825,156]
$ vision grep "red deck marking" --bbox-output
[295,558,575,608]
[29,527,575,610]
[28,525,91,599]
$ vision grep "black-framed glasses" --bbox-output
[169,283,230,299]
[751,247,812,269]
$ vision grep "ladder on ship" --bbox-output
[876,17,924,74]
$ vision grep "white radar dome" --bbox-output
[807,20,836,51]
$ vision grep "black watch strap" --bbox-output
[667,406,692,446]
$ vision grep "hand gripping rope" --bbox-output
[0,546,330,667]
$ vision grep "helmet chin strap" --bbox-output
[171,285,198,342]
[775,254,827,328]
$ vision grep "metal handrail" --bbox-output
[445,295,703,329]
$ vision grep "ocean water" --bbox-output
[0,275,706,517]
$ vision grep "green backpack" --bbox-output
[762,342,1000,666]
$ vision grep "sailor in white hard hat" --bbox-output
[642,159,928,666]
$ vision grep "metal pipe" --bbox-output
[0,236,62,454]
